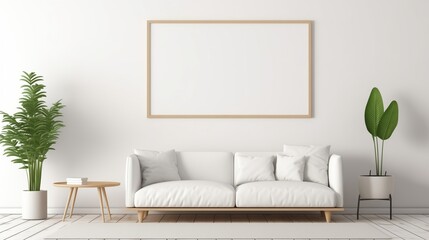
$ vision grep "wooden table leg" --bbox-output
[97,187,105,222]
[101,187,112,220]
[69,187,78,218]
[62,188,74,221]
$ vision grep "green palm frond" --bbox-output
[0,72,65,191]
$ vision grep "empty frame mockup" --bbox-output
[147,20,312,118]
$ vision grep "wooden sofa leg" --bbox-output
[137,210,148,223]
[324,211,332,223]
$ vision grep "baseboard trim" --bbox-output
[0,208,131,215]
[343,207,429,215]
[1,207,429,215]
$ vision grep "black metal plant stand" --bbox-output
[357,194,392,220]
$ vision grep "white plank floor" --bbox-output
[0,214,428,239]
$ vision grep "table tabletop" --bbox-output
[53,181,120,188]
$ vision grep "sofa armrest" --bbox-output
[328,154,344,207]
[125,154,141,207]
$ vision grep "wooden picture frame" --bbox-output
[147,20,312,118]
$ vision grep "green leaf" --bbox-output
[377,101,399,140]
[0,71,65,191]
[365,87,384,136]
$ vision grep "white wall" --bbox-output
[0,0,428,211]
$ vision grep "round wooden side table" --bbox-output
[54,181,120,222]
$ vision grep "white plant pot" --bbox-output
[359,175,393,199]
[22,190,47,220]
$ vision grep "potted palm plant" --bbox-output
[359,87,399,199]
[0,72,65,219]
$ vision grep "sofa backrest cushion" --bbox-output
[234,155,275,186]
[176,152,234,185]
[276,154,306,182]
[234,152,279,186]
[134,149,181,187]
[283,145,330,186]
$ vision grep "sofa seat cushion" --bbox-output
[134,180,235,207]
[236,181,336,207]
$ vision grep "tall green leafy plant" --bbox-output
[364,87,399,176]
[0,72,65,191]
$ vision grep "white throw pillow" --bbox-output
[275,154,305,181]
[283,145,330,185]
[234,155,275,186]
[133,149,181,187]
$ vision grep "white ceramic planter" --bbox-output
[22,190,47,219]
[359,175,393,199]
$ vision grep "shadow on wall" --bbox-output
[392,167,429,208]
[341,153,369,207]
[400,95,429,145]
[49,80,116,174]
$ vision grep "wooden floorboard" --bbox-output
[118,214,138,223]
[265,213,283,222]
[364,214,422,239]
[379,214,429,239]
[89,214,125,223]
[248,214,267,222]
[344,214,402,240]
[0,214,428,239]
[331,214,352,223]
[6,215,62,240]
[289,214,310,222]
[230,214,249,222]
[214,214,230,222]
[2,215,61,240]
[177,214,196,222]
[25,215,83,240]
[194,214,215,222]
[141,213,162,223]
[0,215,20,225]
[0,217,28,234]
[1,215,55,240]
[160,214,180,222]
[409,214,429,224]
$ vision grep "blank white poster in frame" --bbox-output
[147,20,312,118]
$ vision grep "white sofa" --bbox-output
[126,151,344,222]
